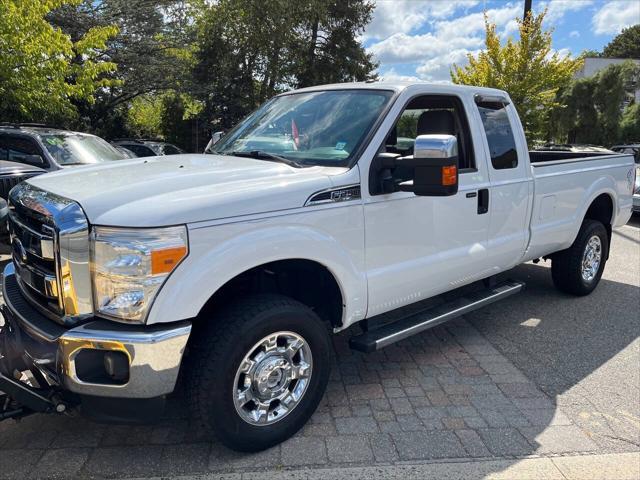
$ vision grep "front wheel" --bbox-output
[186,294,331,452]
[551,219,609,296]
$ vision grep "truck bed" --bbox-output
[524,152,635,262]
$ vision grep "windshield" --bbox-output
[40,134,125,165]
[213,89,394,167]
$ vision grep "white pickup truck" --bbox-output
[0,82,635,451]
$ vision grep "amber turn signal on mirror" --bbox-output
[442,165,458,186]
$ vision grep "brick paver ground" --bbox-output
[0,223,638,479]
[0,317,627,479]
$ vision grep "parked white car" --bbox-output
[0,82,635,452]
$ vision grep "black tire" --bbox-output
[186,294,331,452]
[551,219,609,296]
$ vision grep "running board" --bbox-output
[349,281,525,353]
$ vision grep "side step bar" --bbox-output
[350,281,525,352]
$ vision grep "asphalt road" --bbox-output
[0,218,638,479]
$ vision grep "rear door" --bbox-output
[473,97,532,271]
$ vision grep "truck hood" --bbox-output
[27,154,347,226]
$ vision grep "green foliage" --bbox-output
[4,0,375,149]
[0,0,118,122]
[127,91,204,149]
[451,10,583,140]
[602,25,640,59]
[620,103,640,143]
[548,61,639,145]
[48,0,199,135]
[396,112,420,138]
[127,95,164,138]
[194,0,377,129]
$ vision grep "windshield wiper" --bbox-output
[230,150,306,168]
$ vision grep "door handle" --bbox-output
[477,189,489,214]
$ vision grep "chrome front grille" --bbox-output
[8,182,94,326]
[9,205,63,318]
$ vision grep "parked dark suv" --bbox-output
[112,138,185,157]
[0,124,126,171]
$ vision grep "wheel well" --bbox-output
[195,259,344,328]
[584,193,613,253]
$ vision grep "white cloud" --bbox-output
[592,1,640,35]
[368,32,482,64]
[416,48,480,83]
[569,30,580,38]
[365,0,590,84]
[434,4,521,39]
[545,47,572,60]
[367,3,522,83]
[364,0,479,40]
[541,0,593,24]
[378,68,420,83]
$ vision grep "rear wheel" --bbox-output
[551,219,608,296]
[186,294,331,452]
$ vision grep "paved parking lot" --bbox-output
[0,219,638,479]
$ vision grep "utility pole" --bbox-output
[524,0,532,21]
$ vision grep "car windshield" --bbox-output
[40,133,125,165]
[212,89,394,167]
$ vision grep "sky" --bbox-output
[362,0,640,83]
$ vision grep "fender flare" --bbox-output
[566,178,617,248]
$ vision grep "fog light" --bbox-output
[104,351,130,383]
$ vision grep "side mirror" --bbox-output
[204,131,225,154]
[0,198,8,224]
[397,134,459,196]
[211,131,224,145]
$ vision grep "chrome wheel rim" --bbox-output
[233,331,312,426]
[581,235,602,282]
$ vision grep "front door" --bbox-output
[363,93,493,318]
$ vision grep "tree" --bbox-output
[602,25,640,59]
[0,0,118,123]
[48,0,198,135]
[620,103,640,143]
[451,10,583,140]
[193,0,377,129]
[294,0,377,88]
[548,61,639,145]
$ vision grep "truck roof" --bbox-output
[287,81,508,97]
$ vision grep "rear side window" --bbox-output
[477,103,518,170]
[1,135,44,166]
[162,145,182,155]
[126,144,155,157]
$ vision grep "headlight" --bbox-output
[635,166,640,194]
[91,226,188,323]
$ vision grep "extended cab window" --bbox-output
[383,95,475,171]
[477,102,518,170]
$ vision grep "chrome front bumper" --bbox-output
[633,193,640,212]
[2,263,191,399]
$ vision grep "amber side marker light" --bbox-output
[151,246,187,275]
[442,165,458,186]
